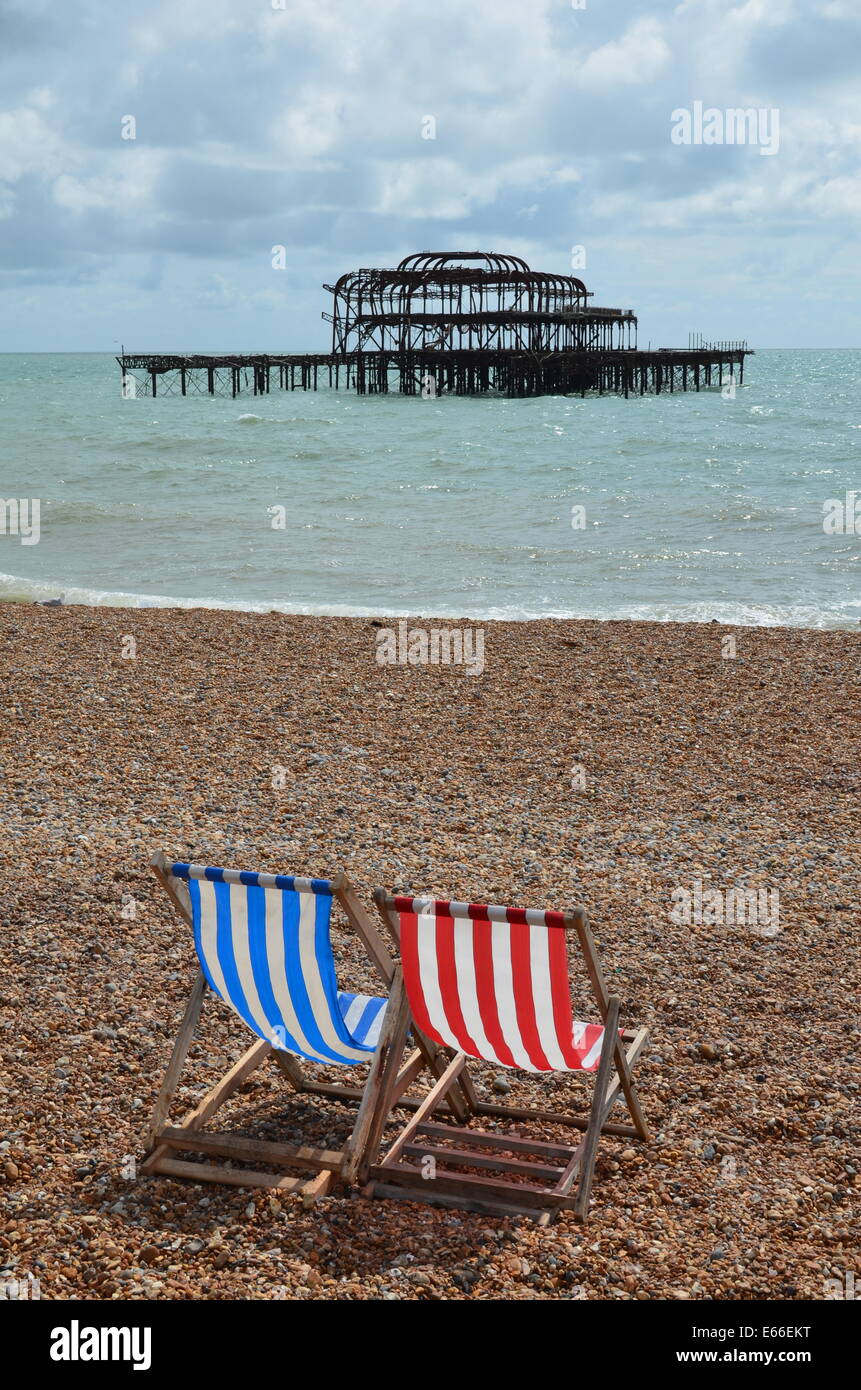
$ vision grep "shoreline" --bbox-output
[1,606,857,1299]
[1,587,858,631]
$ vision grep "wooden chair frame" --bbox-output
[361,891,651,1223]
[141,852,471,1201]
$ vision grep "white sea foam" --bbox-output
[1,572,858,628]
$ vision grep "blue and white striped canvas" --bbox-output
[171,863,387,1065]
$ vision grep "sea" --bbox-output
[0,349,858,627]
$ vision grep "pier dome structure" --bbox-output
[323,250,637,357]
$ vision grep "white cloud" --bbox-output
[0,103,65,183]
[578,18,671,89]
[269,89,347,161]
[373,156,580,221]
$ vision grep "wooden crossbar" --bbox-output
[369,1180,546,1223]
[403,1142,564,1182]
[150,1159,334,1197]
[158,1127,342,1172]
[414,1122,576,1159]
[473,1102,640,1137]
[376,1161,566,1210]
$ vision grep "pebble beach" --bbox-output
[1,605,858,1301]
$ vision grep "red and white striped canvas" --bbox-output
[395,897,607,1073]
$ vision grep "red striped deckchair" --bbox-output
[362,891,651,1222]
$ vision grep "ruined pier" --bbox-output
[118,251,751,399]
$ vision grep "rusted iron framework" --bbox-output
[323,250,636,356]
[117,249,751,399]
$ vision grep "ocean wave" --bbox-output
[0,571,383,616]
[235,413,337,427]
[1,571,858,628]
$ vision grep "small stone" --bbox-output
[3,1160,19,1180]
[491,1074,511,1095]
[698,1043,718,1060]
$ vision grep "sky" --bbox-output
[0,0,859,352]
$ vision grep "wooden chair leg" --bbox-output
[143,970,207,1151]
[179,1038,272,1133]
[611,1034,651,1141]
[573,907,650,1140]
[271,1050,306,1092]
[342,966,412,1183]
[142,1036,273,1175]
[574,995,621,1220]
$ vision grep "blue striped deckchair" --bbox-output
[142,853,467,1198]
